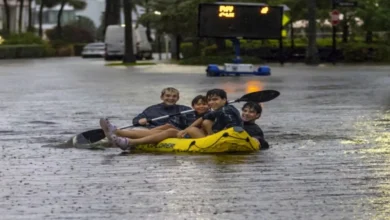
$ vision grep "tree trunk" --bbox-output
[123,0,137,63]
[305,0,319,65]
[365,31,373,43]
[27,0,33,31]
[104,0,121,35]
[144,0,153,42]
[38,3,44,37]
[18,0,25,33]
[174,34,181,60]
[3,0,10,35]
[342,22,349,43]
[57,0,66,38]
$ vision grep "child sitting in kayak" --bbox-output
[132,87,192,127]
[176,88,243,138]
[100,95,209,150]
[241,101,269,149]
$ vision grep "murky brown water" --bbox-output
[1,58,389,219]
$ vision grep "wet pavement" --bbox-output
[0,57,389,219]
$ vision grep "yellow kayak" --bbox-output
[72,126,260,153]
[132,126,260,153]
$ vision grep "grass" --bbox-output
[105,61,156,66]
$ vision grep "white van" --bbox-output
[104,24,153,61]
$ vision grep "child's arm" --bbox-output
[177,117,204,137]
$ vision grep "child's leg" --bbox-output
[113,128,180,149]
[129,128,179,145]
[201,119,214,135]
[115,129,162,139]
[150,124,175,131]
[186,127,206,138]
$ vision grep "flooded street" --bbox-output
[0,58,389,219]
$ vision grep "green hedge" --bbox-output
[0,44,55,59]
[180,39,390,63]
[341,43,390,62]
[3,32,44,45]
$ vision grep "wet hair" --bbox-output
[161,87,179,97]
[242,101,262,115]
[206,89,227,100]
[191,95,207,106]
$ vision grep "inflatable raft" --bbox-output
[73,126,260,153]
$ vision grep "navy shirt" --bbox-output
[243,121,269,149]
[176,111,209,130]
[132,103,192,127]
[202,105,243,133]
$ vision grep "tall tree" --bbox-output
[57,0,87,38]
[36,0,59,37]
[104,0,121,36]
[305,0,319,65]
[18,0,25,33]
[123,0,137,63]
[3,0,10,35]
[27,0,33,31]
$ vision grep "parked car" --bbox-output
[81,42,105,58]
[104,24,153,61]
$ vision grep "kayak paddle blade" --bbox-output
[238,90,280,103]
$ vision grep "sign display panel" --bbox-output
[198,3,283,39]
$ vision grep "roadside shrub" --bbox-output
[46,25,94,43]
[73,43,87,56]
[0,45,49,59]
[181,42,201,58]
[3,32,44,45]
[341,43,390,62]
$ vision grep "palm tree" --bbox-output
[27,0,34,31]
[57,0,87,37]
[305,0,319,65]
[123,0,137,63]
[36,0,60,37]
[18,0,25,33]
[3,0,10,35]
[104,0,121,35]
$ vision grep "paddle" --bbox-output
[72,90,280,144]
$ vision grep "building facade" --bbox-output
[0,0,29,33]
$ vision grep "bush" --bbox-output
[46,25,94,43]
[66,15,97,40]
[73,43,87,56]
[3,32,44,45]
[0,44,54,59]
[341,43,390,62]
[181,42,201,58]
[56,44,74,56]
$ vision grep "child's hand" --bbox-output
[138,118,149,125]
[177,130,187,138]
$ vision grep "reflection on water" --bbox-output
[343,110,390,219]
[219,80,264,95]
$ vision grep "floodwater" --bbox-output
[0,58,389,219]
